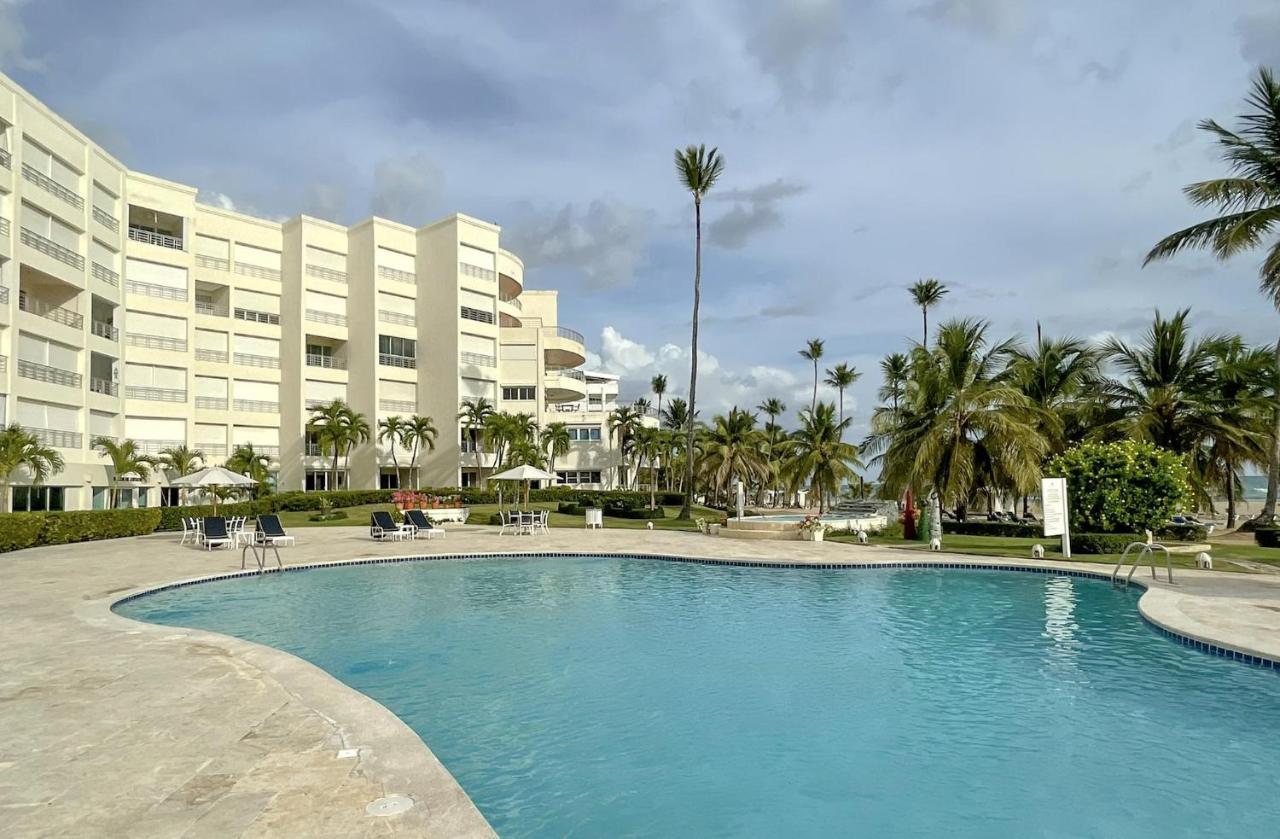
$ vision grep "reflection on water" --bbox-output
[1043,576,1080,655]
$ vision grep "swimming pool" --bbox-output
[117,556,1280,837]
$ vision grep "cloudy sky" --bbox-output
[3,0,1279,436]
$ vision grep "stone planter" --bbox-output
[802,529,825,542]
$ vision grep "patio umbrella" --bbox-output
[489,464,558,508]
[168,466,258,515]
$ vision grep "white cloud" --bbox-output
[370,151,443,224]
[916,0,1029,40]
[708,179,806,249]
[0,1,41,72]
[504,200,652,289]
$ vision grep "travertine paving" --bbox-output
[2,525,1278,837]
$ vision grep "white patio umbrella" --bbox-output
[489,464,558,508]
[169,466,258,515]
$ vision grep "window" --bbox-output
[307,343,332,359]
[12,485,66,512]
[161,487,181,507]
[378,335,416,358]
[461,470,480,487]
[305,470,346,491]
[502,386,536,401]
[567,425,602,442]
[379,471,400,490]
[556,470,603,485]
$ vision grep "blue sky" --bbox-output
[4,0,1279,436]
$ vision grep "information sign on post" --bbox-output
[1041,477,1071,558]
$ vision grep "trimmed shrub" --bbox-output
[1072,532,1144,555]
[1254,527,1280,548]
[606,507,666,520]
[1046,441,1190,534]
[0,513,48,552]
[0,508,162,553]
[943,520,1039,538]
[156,500,271,531]
[1156,523,1209,543]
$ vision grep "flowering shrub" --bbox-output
[1045,440,1189,534]
[797,515,827,535]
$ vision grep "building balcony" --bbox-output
[306,264,347,283]
[379,353,416,369]
[20,227,84,271]
[233,399,279,413]
[128,226,183,250]
[459,262,496,283]
[133,439,186,455]
[19,291,84,330]
[18,359,82,388]
[0,286,7,306]
[460,351,497,368]
[126,333,187,352]
[124,385,186,402]
[544,368,588,403]
[379,398,416,414]
[234,262,281,281]
[0,216,9,239]
[91,320,119,341]
[24,426,81,448]
[89,377,118,396]
[232,353,280,369]
[91,262,120,287]
[194,348,228,364]
[306,353,346,369]
[305,309,346,327]
[0,148,10,169]
[195,254,230,272]
[92,206,119,234]
[542,325,587,367]
[377,265,415,285]
[195,396,228,410]
[234,308,280,326]
[127,279,188,301]
[22,163,84,211]
[379,309,415,328]
[460,305,495,326]
[194,300,228,317]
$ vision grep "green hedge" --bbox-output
[1072,533,1144,555]
[156,501,273,531]
[606,507,666,520]
[0,508,162,553]
[943,520,1040,538]
[1254,527,1280,548]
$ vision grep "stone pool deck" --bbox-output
[2,526,1279,837]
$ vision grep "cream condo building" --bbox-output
[0,73,628,511]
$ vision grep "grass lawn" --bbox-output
[828,531,1280,573]
[278,501,726,532]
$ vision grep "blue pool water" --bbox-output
[117,557,1280,838]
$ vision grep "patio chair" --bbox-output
[255,514,296,547]
[371,510,413,541]
[535,509,550,535]
[497,509,516,536]
[403,509,445,540]
[179,517,198,546]
[202,516,233,551]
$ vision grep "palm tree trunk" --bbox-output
[1265,338,1280,522]
[680,197,702,520]
[331,443,340,492]
[650,461,657,510]
[922,306,928,345]
[1226,465,1238,529]
[811,362,817,413]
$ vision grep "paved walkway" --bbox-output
[3,526,1279,837]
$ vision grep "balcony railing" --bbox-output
[379,353,417,369]
[0,148,10,169]
[459,262,496,282]
[234,262,281,281]
[306,264,348,283]
[233,399,279,413]
[128,226,183,250]
[24,426,81,448]
[126,333,187,352]
[20,227,84,270]
[89,378,118,396]
[305,442,325,457]
[0,285,8,305]
[133,439,186,455]
[242,445,280,457]
[127,279,188,301]
[194,300,228,317]
[18,359,82,388]
[0,354,7,372]
[499,292,523,310]
[305,309,346,327]
[235,308,280,326]
[378,265,416,285]
[124,386,186,402]
[199,443,228,456]
[91,320,119,341]
[194,348,228,363]
[306,353,346,369]
[18,291,84,330]
[379,399,416,414]
[379,309,415,327]
[195,396,228,410]
[195,254,230,271]
[92,206,119,233]
[0,216,9,238]
[22,164,84,210]
[552,326,585,344]
[91,262,119,287]
[547,368,587,381]
[233,352,280,369]
[460,351,496,368]
[460,306,494,325]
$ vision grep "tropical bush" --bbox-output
[1072,532,1144,555]
[943,520,1039,538]
[1254,527,1280,548]
[1045,441,1190,534]
[0,509,162,553]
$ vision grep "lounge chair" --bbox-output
[179,516,198,546]
[371,510,413,541]
[254,514,296,547]
[202,516,233,551]
[403,509,445,539]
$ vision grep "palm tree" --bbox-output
[632,425,666,510]
[377,416,408,489]
[1204,339,1274,527]
[156,444,205,506]
[405,415,438,489]
[864,319,1046,517]
[457,397,495,485]
[226,443,270,499]
[799,338,825,413]
[542,422,571,476]
[308,399,350,491]
[0,425,64,511]
[608,404,644,489]
[878,353,910,411]
[823,362,861,429]
[93,437,154,508]
[780,402,862,515]
[1144,67,1280,522]
[675,142,725,518]
[341,409,371,484]
[1006,335,1099,455]
[908,278,948,344]
[698,408,770,505]
[757,397,787,505]
[651,374,668,421]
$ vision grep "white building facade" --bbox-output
[0,72,627,510]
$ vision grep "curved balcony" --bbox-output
[498,293,522,327]
[497,248,523,300]
[542,325,586,368]
[544,368,588,403]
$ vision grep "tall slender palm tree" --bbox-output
[878,353,910,411]
[1204,339,1273,527]
[675,143,725,518]
[908,278,948,344]
[542,422,571,476]
[799,338,825,413]
[1005,335,1099,455]
[632,425,666,510]
[406,415,438,489]
[156,444,205,506]
[757,396,786,504]
[660,397,694,490]
[457,397,495,485]
[823,363,861,429]
[0,424,64,511]
[93,437,154,508]
[308,399,350,491]
[608,404,643,489]
[780,403,862,515]
[377,416,408,489]
[341,409,371,485]
[651,374,668,422]
[1144,67,1280,522]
